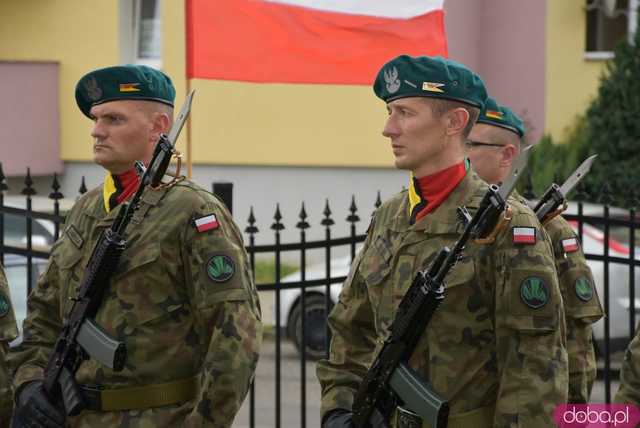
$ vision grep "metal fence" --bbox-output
[1,167,639,426]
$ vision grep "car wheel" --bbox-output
[288,294,333,360]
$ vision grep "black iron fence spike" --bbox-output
[375,191,382,208]
[79,176,88,195]
[599,182,613,205]
[21,167,36,196]
[321,198,334,226]
[575,181,587,202]
[49,173,64,200]
[245,206,259,234]
[628,188,639,211]
[346,195,360,223]
[296,202,310,230]
[0,162,7,192]
[299,202,308,220]
[523,170,535,200]
[271,204,285,231]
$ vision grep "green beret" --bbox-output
[75,65,175,118]
[373,55,487,109]
[477,97,525,138]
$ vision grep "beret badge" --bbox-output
[383,66,401,94]
[84,77,102,102]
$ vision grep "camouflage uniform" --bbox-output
[543,214,603,403]
[0,263,18,426]
[9,179,263,427]
[615,326,640,405]
[317,171,569,427]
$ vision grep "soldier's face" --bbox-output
[382,98,449,177]
[89,101,158,174]
[466,123,516,185]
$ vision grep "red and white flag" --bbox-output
[195,214,220,232]
[184,0,448,167]
[186,0,447,83]
[512,227,536,245]
[561,237,579,253]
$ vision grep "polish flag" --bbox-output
[561,238,579,253]
[184,0,448,168]
[195,214,220,232]
[512,227,536,245]
[186,0,447,83]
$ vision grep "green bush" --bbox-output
[580,18,640,207]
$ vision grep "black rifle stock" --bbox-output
[41,92,194,416]
[351,183,511,428]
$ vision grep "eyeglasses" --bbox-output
[464,140,506,149]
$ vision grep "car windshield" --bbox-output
[2,212,55,248]
[589,213,640,248]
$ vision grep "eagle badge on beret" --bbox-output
[384,66,401,94]
[84,77,102,101]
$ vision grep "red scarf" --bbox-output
[108,169,140,211]
[409,161,467,224]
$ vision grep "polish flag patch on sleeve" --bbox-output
[512,227,536,244]
[562,237,579,253]
[194,214,220,232]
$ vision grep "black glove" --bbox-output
[12,381,66,428]
[323,409,356,428]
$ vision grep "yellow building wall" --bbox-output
[545,0,609,141]
[0,1,119,161]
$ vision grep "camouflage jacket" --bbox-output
[317,171,568,427]
[0,263,18,424]
[615,326,640,405]
[544,214,603,403]
[9,179,263,428]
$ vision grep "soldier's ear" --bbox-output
[150,112,171,142]
[444,108,469,137]
[499,144,518,167]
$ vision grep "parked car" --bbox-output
[1,195,72,345]
[279,201,640,358]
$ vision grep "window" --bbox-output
[585,0,632,58]
[119,0,162,68]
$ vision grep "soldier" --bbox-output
[615,328,640,404]
[9,65,263,427]
[0,262,18,426]
[466,97,604,403]
[316,55,568,427]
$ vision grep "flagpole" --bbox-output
[186,77,193,179]
[185,0,193,179]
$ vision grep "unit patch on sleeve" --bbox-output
[206,255,235,283]
[561,237,579,253]
[194,214,219,232]
[512,227,536,245]
[520,276,549,309]
[575,276,594,302]
[0,293,10,317]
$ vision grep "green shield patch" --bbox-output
[206,255,235,283]
[0,293,10,317]
[575,276,594,302]
[520,276,549,309]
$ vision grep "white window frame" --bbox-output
[119,0,162,69]
[584,0,638,60]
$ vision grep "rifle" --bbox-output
[41,91,195,416]
[351,147,532,428]
[533,155,597,225]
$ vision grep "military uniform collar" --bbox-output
[82,184,166,225]
[388,170,488,234]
